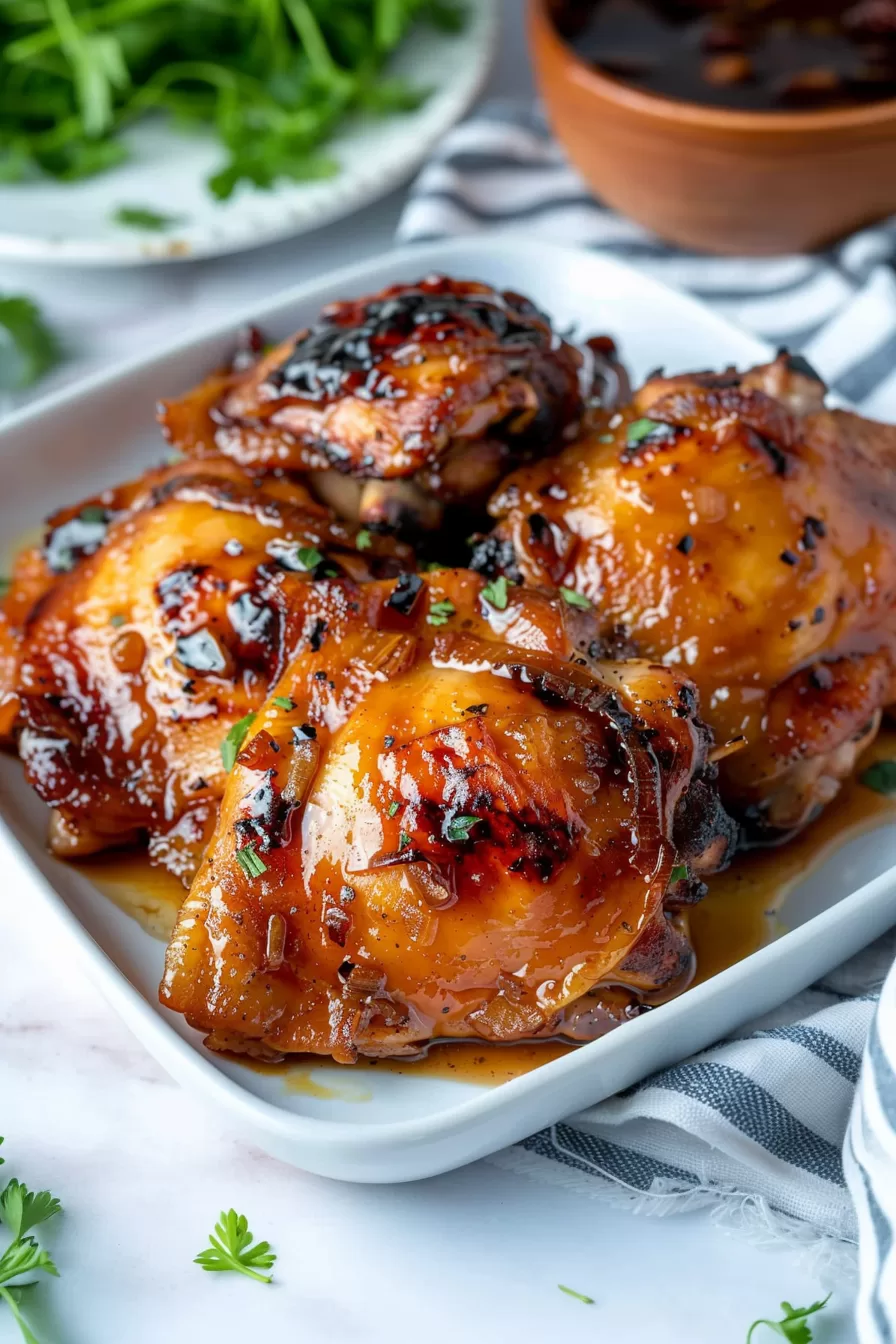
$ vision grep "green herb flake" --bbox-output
[235,843,267,879]
[860,760,896,795]
[355,529,372,550]
[221,712,256,771]
[426,599,456,626]
[295,546,324,573]
[0,294,61,391]
[626,417,664,446]
[388,801,400,817]
[195,1209,276,1284]
[113,205,184,232]
[79,504,106,523]
[559,587,591,610]
[480,576,509,611]
[398,830,411,851]
[273,696,296,711]
[446,815,480,843]
[109,614,126,628]
[670,863,688,883]
[558,1284,594,1305]
[598,432,615,443]
[746,1294,831,1344]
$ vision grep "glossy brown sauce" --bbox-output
[552,0,896,112]
[76,728,896,1087]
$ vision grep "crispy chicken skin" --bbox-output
[483,353,896,835]
[12,457,411,880]
[158,276,615,539]
[160,570,735,1061]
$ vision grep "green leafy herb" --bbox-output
[273,695,296,711]
[670,863,688,883]
[426,599,455,626]
[388,800,400,817]
[0,295,61,391]
[559,587,591,610]
[860,760,896,795]
[109,613,125,628]
[558,1284,594,1305]
[746,1295,831,1344]
[194,1209,276,1284]
[235,842,267,879]
[398,830,411,851]
[79,503,106,523]
[598,432,614,443]
[113,205,184,231]
[295,546,323,572]
[0,1139,62,1344]
[480,576,509,610]
[446,814,480,843]
[355,529,372,550]
[0,2,464,202]
[221,712,256,771]
[626,417,664,446]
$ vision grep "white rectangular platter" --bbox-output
[2,236,895,1183]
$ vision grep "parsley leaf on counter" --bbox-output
[0,1,466,201]
[746,1294,831,1343]
[113,205,184,231]
[0,1138,62,1344]
[195,1209,276,1284]
[0,296,60,391]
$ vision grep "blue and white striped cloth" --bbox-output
[398,99,896,1304]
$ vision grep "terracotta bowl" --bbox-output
[529,0,896,255]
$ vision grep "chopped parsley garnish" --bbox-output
[109,613,126,628]
[746,1294,830,1343]
[295,546,324,572]
[558,1284,594,1305]
[113,205,184,231]
[626,417,664,446]
[235,843,267,878]
[860,760,896,794]
[480,575,509,610]
[670,863,688,883]
[221,712,256,771]
[398,831,411,851]
[273,696,296,710]
[194,1209,276,1284]
[79,504,106,523]
[388,801,400,817]
[355,529,372,550]
[559,587,591,610]
[446,815,480,843]
[426,599,456,626]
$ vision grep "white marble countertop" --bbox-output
[0,4,859,1339]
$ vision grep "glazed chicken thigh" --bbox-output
[484,353,896,835]
[159,276,621,542]
[10,457,410,880]
[161,570,735,1061]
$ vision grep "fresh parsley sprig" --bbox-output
[0,1139,62,1344]
[746,1294,831,1344]
[195,1209,276,1284]
[0,295,61,391]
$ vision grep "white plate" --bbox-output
[0,3,496,267]
[2,237,896,1183]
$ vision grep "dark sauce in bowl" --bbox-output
[550,0,896,110]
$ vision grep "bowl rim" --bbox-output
[530,0,896,136]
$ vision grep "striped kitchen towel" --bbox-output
[396,98,896,420]
[397,99,896,1277]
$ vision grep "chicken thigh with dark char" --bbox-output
[159,275,626,546]
[7,456,411,882]
[161,569,735,1061]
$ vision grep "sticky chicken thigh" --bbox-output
[483,353,896,835]
[159,276,621,542]
[160,570,735,1061]
[11,457,410,880]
